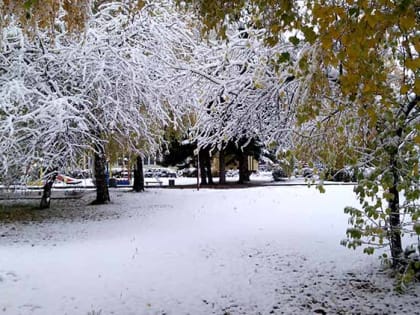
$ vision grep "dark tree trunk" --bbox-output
[219,149,226,185]
[40,171,58,209]
[199,150,207,185]
[204,150,213,185]
[133,155,145,192]
[389,157,403,267]
[92,151,110,204]
[238,152,250,184]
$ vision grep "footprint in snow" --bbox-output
[0,271,19,282]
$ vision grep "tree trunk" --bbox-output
[92,151,110,204]
[199,150,207,185]
[39,171,57,209]
[238,152,250,184]
[205,150,213,185]
[219,149,226,185]
[389,157,403,268]
[133,155,145,192]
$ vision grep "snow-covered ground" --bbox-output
[0,186,419,315]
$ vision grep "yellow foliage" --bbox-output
[400,85,410,95]
[415,78,420,95]
[406,58,420,71]
[399,14,416,31]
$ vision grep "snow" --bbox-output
[0,186,419,315]
[0,4,196,183]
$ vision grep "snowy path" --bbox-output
[0,186,419,315]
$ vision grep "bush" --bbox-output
[272,168,287,181]
[324,168,356,182]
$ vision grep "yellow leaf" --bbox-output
[415,78,420,94]
[415,39,420,54]
[270,24,280,34]
[137,0,145,10]
[329,27,340,39]
[254,82,265,89]
[363,81,376,93]
[366,106,376,120]
[400,15,416,31]
[321,35,333,49]
[400,84,409,94]
[406,58,420,70]
[366,14,377,29]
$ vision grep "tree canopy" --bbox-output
[0,1,193,185]
[179,0,420,281]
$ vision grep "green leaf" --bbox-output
[278,52,290,63]
[414,223,420,235]
[266,36,278,46]
[298,56,308,71]
[289,36,300,46]
[317,185,325,193]
[363,247,375,255]
[349,7,359,17]
[23,0,37,10]
[302,26,317,44]
[347,228,362,239]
